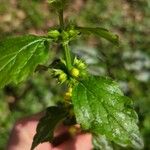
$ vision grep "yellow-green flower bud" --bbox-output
[78,62,86,69]
[64,92,72,101]
[68,87,72,94]
[58,73,67,84]
[73,57,86,69]
[69,29,76,36]
[68,29,80,37]
[61,31,69,41]
[48,30,60,38]
[70,68,80,78]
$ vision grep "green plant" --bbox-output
[0,0,144,149]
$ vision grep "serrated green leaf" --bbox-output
[93,134,113,150]
[0,35,50,88]
[31,106,67,150]
[76,27,119,45]
[72,75,144,149]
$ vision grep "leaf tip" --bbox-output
[131,133,144,149]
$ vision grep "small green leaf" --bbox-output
[72,75,143,149]
[93,134,113,150]
[31,106,67,150]
[0,35,50,88]
[76,27,119,45]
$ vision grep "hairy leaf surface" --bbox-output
[72,76,143,149]
[0,35,49,88]
[76,27,119,45]
[31,106,67,150]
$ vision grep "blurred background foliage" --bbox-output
[0,0,149,149]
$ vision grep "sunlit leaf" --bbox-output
[72,75,143,149]
[0,35,50,88]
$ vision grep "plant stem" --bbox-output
[63,42,72,70]
[59,9,64,30]
[58,8,72,70]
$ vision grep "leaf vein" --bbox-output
[79,81,133,138]
[0,39,44,73]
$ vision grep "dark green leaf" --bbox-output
[76,27,119,45]
[93,134,113,150]
[0,35,50,88]
[31,106,67,150]
[72,76,143,149]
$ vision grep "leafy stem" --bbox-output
[63,42,72,70]
[58,7,72,70]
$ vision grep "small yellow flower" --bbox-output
[68,87,72,93]
[64,87,72,101]
[70,68,80,78]
[64,92,72,101]
[58,73,67,84]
